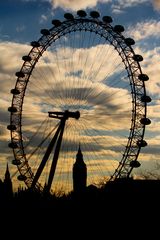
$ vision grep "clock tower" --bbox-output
[73,145,87,193]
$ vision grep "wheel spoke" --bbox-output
[8,10,150,194]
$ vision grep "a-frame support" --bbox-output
[31,110,80,193]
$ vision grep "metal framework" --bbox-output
[8,10,151,191]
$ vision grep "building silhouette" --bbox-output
[3,163,13,198]
[0,163,13,201]
[73,145,87,193]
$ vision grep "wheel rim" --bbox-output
[8,11,150,193]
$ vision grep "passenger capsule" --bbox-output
[12,159,21,166]
[90,11,100,18]
[7,125,17,131]
[52,19,62,26]
[138,74,149,81]
[102,16,113,23]
[140,118,151,125]
[137,139,148,147]
[31,41,40,47]
[10,88,20,95]
[130,160,141,168]
[64,13,74,20]
[113,25,125,33]
[40,29,50,36]
[141,95,152,103]
[17,175,27,181]
[77,10,87,17]
[8,106,17,113]
[133,54,143,62]
[15,71,25,78]
[22,55,32,61]
[125,38,135,46]
[8,142,18,149]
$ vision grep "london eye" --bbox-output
[7,10,151,194]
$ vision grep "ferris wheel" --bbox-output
[8,10,151,194]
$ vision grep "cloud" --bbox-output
[152,0,160,11]
[16,25,26,33]
[111,0,149,13]
[0,41,31,177]
[49,0,151,11]
[39,14,48,24]
[131,46,160,155]
[111,0,160,15]
[132,46,160,96]
[20,0,151,10]
[0,41,30,74]
[120,27,159,112]
[50,0,111,11]
[0,34,157,188]
[127,20,160,41]
[118,0,148,7]
[111,7,124,14]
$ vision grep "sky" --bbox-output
[0,0,160,192]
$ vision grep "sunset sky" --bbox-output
[0,0,160,192]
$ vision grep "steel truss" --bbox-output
[8,10,151,190]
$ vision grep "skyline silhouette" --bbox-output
[1,1,159,197]
[0,2,159,237]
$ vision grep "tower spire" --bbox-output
[5,163,10,180]
[76,143,83,162]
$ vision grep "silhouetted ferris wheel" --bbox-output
[8,10,151,193]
